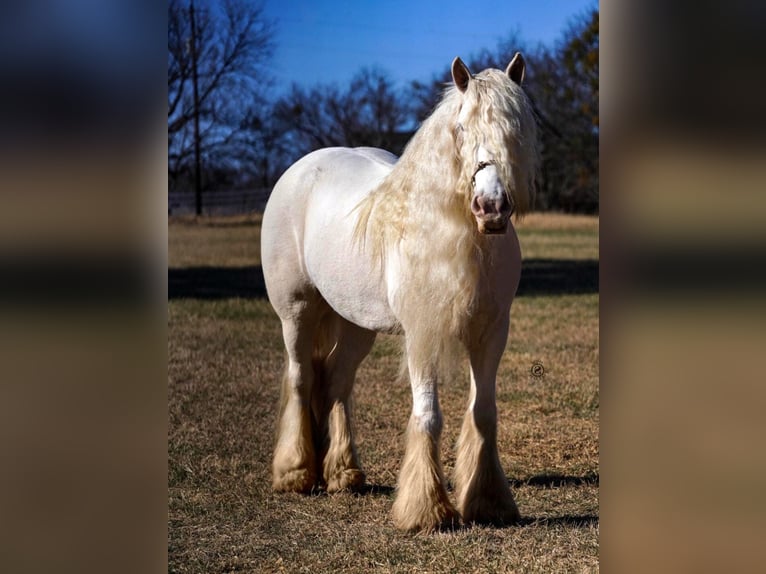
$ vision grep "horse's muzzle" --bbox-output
[471,195,512,235]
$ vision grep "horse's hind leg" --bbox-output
[312,315,376,492]
[273,301,323,493]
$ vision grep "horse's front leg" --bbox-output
[392,355,458,532]
[455,313,520,525]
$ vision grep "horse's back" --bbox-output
[349,146,399,168]
[264,147,394,218]
[262,147,399,332]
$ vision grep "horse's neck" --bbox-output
[356,95,479,270]
[380,103,463,215]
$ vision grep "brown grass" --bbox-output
[514,212,599,260]
[168,212,599,573]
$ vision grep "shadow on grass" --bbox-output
[283,478,597,530]
[355,483,396,496]
[169,266,266,299]
[296,483,396,497]
[517,259,598,296]
[431,514,598,532]
[509,472,599,489]
[168,259,598,300]
[517,514,599,528]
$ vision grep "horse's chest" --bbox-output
[476,242,523,309]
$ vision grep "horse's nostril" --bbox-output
[472,194,509,217]
[472,194,515,224]
[470,195,483,216]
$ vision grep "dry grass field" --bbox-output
[168,212,599,573]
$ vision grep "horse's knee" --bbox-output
[411,385,443,435]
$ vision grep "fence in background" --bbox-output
[168,188,271,216]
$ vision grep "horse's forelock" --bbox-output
[454,69,539,217]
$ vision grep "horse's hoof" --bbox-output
[273,468,316,493]
[460,494,520,526]
[325,468,366,493]
[392,499,460,533]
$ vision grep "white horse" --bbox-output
[261,54,539,532]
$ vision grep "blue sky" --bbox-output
[261,0,596,92]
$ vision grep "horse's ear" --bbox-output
[506,52,526,85]
[451,57,472,93]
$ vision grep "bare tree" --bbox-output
[273,67,413,162]
[239,104,291,188]
[168,0,274,199]
[272,84,347,151]
[526,9,598,212]
[348,68,412,147]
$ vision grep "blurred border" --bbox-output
[0,2,167,573]
[602,1,766,571]
[2,1,766,572]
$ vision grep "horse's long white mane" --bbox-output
[355,68,539,373]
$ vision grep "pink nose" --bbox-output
[471,194,512,219]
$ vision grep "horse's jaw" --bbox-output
[476,216,509,235]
